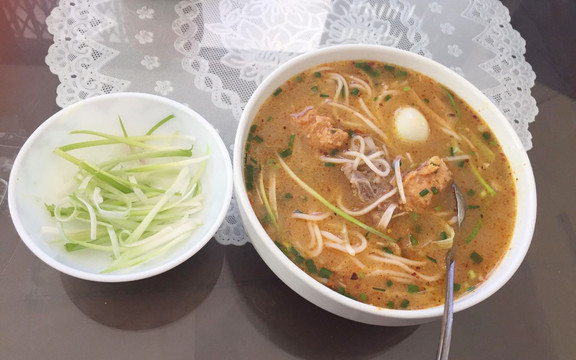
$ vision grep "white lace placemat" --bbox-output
[43,0,537,246]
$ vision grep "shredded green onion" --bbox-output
[47,115,208,273]
[276,155,395,242]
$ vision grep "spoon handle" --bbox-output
[436,255,455,360]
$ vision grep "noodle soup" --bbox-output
[243,60,516,310]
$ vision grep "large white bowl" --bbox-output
[9,93,233,282]
[233,45,537,326]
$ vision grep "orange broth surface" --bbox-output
[244,60,516,310]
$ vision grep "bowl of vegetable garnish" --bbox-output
[9,93,232,282]
[233,44,536,325]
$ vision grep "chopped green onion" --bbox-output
[467,189,476,196]
[409,234,418,245]
[382,247,393,254]
[355,62,380,77]
[470,251,483,264]
[273,88,282,96]
[384,64,396,71]
[441,86,460,119]
[145,114,175,135]
[329,148,339,156]
[424,98,430,103]
[384,94,392,101]
[276,155,396,242]
[469,163,496,196]
[403,86,411,92]
[407,285,419,293]
[458,160,466,168]
[314,71,322,78]
[284,193,293,199]
[253,135,263,143]
[419,188,430,197]
[279,148,292,158]
[387,301,395,309]
[295,76,303,83]
[440,231,448,240]
[431,186,439,194]
[395,70,408,79]
[305,259,317,274]
[318,267,332,278]
[400,299,410,308]
[324,162,335,167]
[288,134,295,148]
[467,205,480,209]
[358,293,368,302]
[310,86,319,93]
[320,94,330,98]
[426,255,437,263]
[466,218,483,243]
[351,88,360,96]
[386,280,393,287]
[454,283,461,291]
[482,132,491,140]
[373,287,387,292]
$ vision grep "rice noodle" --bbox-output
[407,90,453,129]
[367,254,442,282]
[368,269,416,280]
[338,188,398,216]
[326,101,388,141]
[350,231,368,253]
[291,211,331,221]
[381,252,427,267]
[377,203,398,229]
[349,75,373,97]
[350,256,367,270]
[376,89,400,103]
[307,221,323,257]
[341,224,355,256]
[440,126,462,140]
[319,156,353,164]
[329,73,349,105]
[434,224,455,249]
[269,173,278,221]
[393,157,406,204]
[359,97,378,122]
[321,230,343,243]
[444,155,471,162]
[323,230,368,256]
[310,222,324,257]
[343,150,389,177]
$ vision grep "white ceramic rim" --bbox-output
[233,44,537,325]
[8,92,233,282]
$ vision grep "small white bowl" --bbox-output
[9,93,233,282]
[233,45,537,326]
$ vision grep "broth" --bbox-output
[244,60,516,310]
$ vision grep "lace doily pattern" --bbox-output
[462,0,537,149]
[46,0,130,106]
[43,0,538,246]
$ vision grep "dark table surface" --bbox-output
[1,0,575,359]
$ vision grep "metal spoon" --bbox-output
[436,183,466,360]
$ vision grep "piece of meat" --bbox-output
[292,110,348,151]
[342,161,392,203]
[402,156,452,212]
